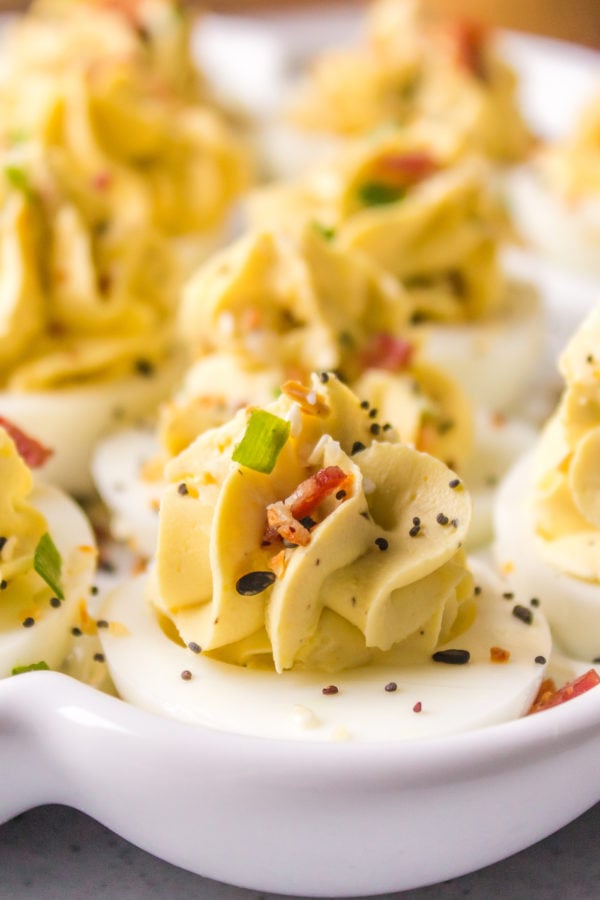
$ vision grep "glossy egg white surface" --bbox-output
[0,356,182,497]
[494,451,600,662]
[97,559,551,742]
[0,482,96,678]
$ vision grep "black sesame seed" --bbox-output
[96,619,109,629]
[382,423,393,432]
[360,400,370,410]
[474,585,482,595]
[322,684,339,695]
[412,516,421,526]
[351,441,366,455]
[368,408,378,419]
[22,617,35,628]
[535,655,546,665]
[502,592,514,599]
[236,571,276,596]
[530,597,540,607]
[451,518,459,528]
[181,669,192,681]
[375,537,389,551]
[90,585,99,596]
[0,580,7,590]
[93,653,105,663]
[449,478,461,489]
[369,423,381,435]
[319,372,330,383]
[300,516,316,529]
[409,524,420,537]
[188,641,202,654]
[436,513,449,525]
[177,482,189,496]
[384,681,397,692]
[512,604,533,625]
[432,648,470,665]
[71,627,82,637]
[134,358,155,377]
[335,490,347,500]
[50,596,61,608]
[0,536,6,551]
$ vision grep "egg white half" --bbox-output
[0,354,183,497]
[421,278,543,415]
[494,450,600,662]
[508,165,600,277]
[0,482,96,678]
[98,559,551,742]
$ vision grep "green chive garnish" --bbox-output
[4,164,32,197]
[312,221,336,241]
[357,181,406,207]
[232,410,290,474]
[34,533,64,599]
[11,661,50,675]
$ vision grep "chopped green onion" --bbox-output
[312,221,336,241]
[11,661,50,675]
[357,181,406,207]
[34,533,64,599]
[4,164,32,197]
[232,410,290,474]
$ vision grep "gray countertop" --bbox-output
[0,801,599,899]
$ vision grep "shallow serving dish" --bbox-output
[0,671,599,896]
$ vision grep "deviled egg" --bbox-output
[262,0,532,179]
[508,90,600,276]
[0,419,97,679]
[248,129,543,414]
[98,374,551,741]
[495,302,600,662]
[93,226,535,554]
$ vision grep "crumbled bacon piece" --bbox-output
[361,334,414,373]
[374,152,438,185]
[447,20,489,82]
[0,416,53,468]
[265,466,351,546]
[267,502,311,547]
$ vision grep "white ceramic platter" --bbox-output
[2,7,600,898]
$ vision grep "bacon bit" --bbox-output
[268,549,289,578]
[528,669,600,714]
[373,152,438,185]
[448,20,489,82]
[490,646,510,663]
[0,416,53,468]
[285,466,350,521]
[267,502,311,547]
[265,467,351,546]
[281,381,330,416]
[361,334,414,373]
[92,171,112,192]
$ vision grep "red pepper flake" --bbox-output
[322,684,339,695]
[528,669,600,714]
[412,701,422,713]
[490,646,510,663]
[0,416,53,468]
